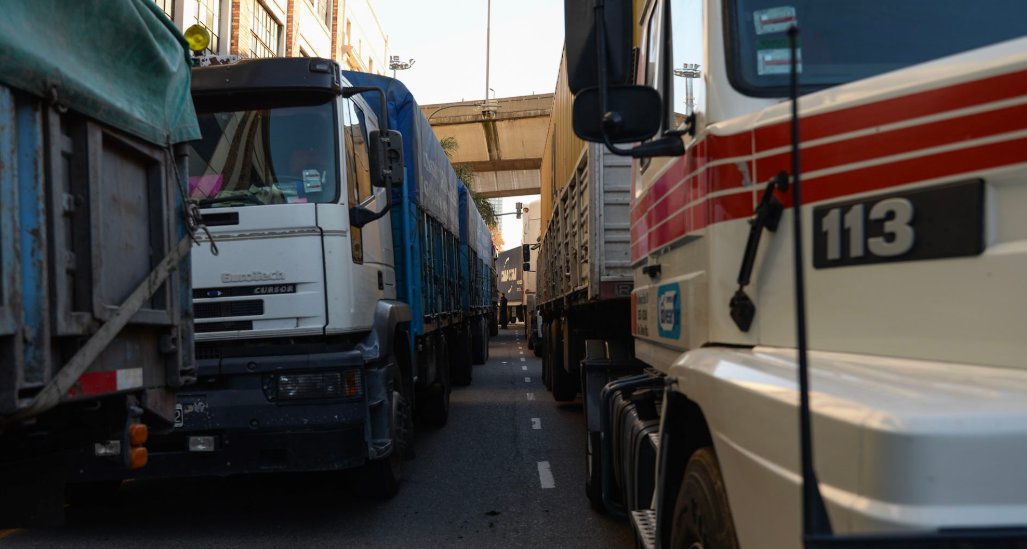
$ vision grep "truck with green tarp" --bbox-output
[0,0,200,525]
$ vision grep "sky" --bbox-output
[373,0,565,105]
[374,1,563,248]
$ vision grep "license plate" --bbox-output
[812,179,984,269]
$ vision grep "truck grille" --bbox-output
[195,321,253,333]
[194,300,264,319]
[193,284,297,299]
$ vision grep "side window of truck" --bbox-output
[641,0,706,128]
[342,97,373,263]
[670,0,705,123]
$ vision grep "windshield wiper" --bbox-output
[197,194,264,207]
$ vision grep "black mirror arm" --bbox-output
[342,86,389,132]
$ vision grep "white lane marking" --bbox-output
[520,357,526,362]
[526,392,535,400]
[522,365,528,370]
[531,418,542,430]
[537,461,556,489]
[501,361,508,364]
[524,377,531,383]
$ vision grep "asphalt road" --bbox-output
[2,327,634,548]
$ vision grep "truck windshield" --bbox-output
[727,0,1027,96]
[187,100,338,207]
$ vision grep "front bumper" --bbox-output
[68,349,376,482]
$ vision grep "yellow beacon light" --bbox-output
[184,24,211,54]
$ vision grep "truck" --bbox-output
[345,70,493,391]
[520,199,542,352]
[550,0,1027,547]
[497,246,525,325]
[0,0,199,524]
[457,182,497,370]
[70,59,493,497]
[536,138,633,401]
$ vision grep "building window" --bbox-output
[195,0,221,54]
[251,2,280,58]
[153,0,174,19]
[308,0,332,27]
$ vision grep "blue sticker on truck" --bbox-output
[657,284,681,339]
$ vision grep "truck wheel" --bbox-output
[471,318,486,365]
[353,388,412,499]
[542,322,553,391]
[452,329,473,386]
[551,322,576,401]
[668,447,739,549]
[420,337,451,427]
[585,431,605,511]
[483,320,490,362]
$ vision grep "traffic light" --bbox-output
[515,202,523,219]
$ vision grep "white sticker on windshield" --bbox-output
[302,169,323,193]
[757,48,802,75]
[754,6,797,35]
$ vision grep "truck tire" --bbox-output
[585,430,605,511]
[420,337,451,427]
[452,328,473,386]
[551,321,577,401]
[471,318,487,365]
[542,321,553,391]
[483,325,490,362]
[352,388,412,499]
[668,447,739,549]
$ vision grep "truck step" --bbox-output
[630,509,657,549]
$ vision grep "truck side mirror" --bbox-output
[564,0,633,94]
[369,129,403,188]
[572,85,662,144]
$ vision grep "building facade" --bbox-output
[153,0,388,74]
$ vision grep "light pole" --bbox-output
[482,0,497,119]
[389,55,415,78]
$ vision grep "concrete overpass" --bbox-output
[420,94,553,198]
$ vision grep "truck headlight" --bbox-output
[262,370,361,401]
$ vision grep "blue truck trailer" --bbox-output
[0,0,199,525]
[344,71,494,394]
[458,182,497,370]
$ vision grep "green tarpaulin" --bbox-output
[0,0,200,145]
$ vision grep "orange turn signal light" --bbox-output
[128,447,148,469]
[128,423,148,446]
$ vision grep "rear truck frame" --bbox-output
[537,143,634,402]
[0,0,199,526]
